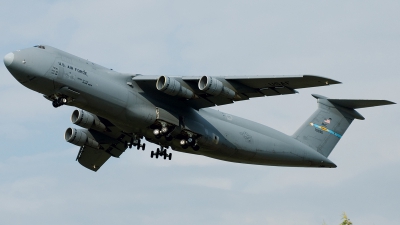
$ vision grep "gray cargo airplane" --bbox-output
[3,45,395,171]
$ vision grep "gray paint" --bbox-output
[4,45,395,171]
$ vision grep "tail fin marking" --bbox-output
[293,94,395,157]
[309,122,343,138]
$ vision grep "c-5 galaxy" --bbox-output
[4,45,395,171]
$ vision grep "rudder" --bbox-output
[292,94,395,157]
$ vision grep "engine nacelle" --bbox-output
[198,76,236,99]
[156,76,194,99]
[71,109,106,131]
[64,128,100,149]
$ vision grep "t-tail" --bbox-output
[292,94,395,158]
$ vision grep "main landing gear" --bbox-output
[125,137,146,150]
[151,124,200,151]
[152,126,173,141]
[179,137,200,151]
[124,135,172,160]
[150,146,172,160]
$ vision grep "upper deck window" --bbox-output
[34,45,45,49]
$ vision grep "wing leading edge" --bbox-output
[132,75,341,109]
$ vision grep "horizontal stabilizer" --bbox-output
[294,94,395,157]
[311,94,396,109]
[327,99,395,109]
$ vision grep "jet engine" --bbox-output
[71,109,107,131]
[64,128,100,149]
[198,76,236,99]
[156,76,194,99]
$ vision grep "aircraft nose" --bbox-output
[4,52,14,67]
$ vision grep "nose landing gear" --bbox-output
[52,97,68,108]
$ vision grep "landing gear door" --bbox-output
[156,107,179,126]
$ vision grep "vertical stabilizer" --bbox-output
[292,94,395,157]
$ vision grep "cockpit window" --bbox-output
[34,45,45,49]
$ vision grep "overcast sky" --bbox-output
[1,1,399,224]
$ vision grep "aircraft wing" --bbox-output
[75,117,132,172]
[132,75,341,109]
[76,145,111,172]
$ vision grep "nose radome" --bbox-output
[4,52,14,67]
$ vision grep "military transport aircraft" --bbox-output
[3,45,395,171]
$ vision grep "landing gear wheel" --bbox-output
[192,145,200,151]
[161,127,168,134]
[142,143,146,151]
[151,151,155,158]
[187,137,195,145]
[52,100,61,108]
[168,153,172,160]
[130,138,135,146]
[180,139,188,149]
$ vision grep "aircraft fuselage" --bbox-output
[4,45,336,168]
